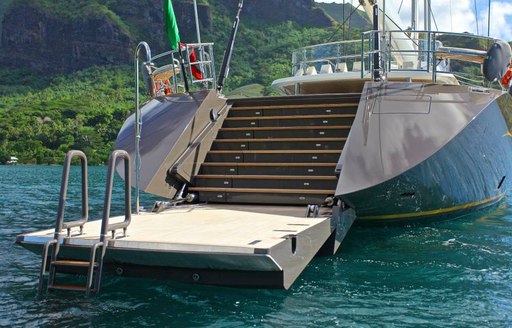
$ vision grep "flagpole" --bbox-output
[193,0,205,77]
[193,0,201,44]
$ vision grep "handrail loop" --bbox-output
[55,150,89,239]
[100,150,132,243]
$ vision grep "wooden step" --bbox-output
[196,174,337,179]
[48,284,89,292]
[53,260,96,268]
[228,103,358,117]
[211,137,345,151]
[200,162,336,176]
[217,126,351,139]
[194,174,338,190]
[205,150,342,163]
[223,114,356,128]
[188,187,335,194]
[188,187,335,205]
[231,103,358,110]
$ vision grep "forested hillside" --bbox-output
[0,0,366,164]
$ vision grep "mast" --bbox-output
[411,0,417,31]
[372,1,381,80]
[487,0,491,37]
[424,0,431,31]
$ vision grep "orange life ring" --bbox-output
[501,67,512,88]
[154,80,171,95]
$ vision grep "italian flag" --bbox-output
[163,0,180,50]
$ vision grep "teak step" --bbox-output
[210,137,345,151]
[194,174,338,190]
[205,150,342,163]
[231,103,358,110]
[228,103,358,117]
[200,162,336,176]
[223,114,356,128]
[217,126,351,139]
[53,260,96,268]
[188,187,335,194]
[188,187,335,205]
[196,174,337,179]
[48,284,90,292]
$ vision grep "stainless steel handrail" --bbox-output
[56,150,89,237]
[100,150,132,241]
[39,150,89,296]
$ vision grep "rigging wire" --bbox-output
[342,0,345,42]
[326,3,362,43]
[398,0,404,14]
[426,1,439,31]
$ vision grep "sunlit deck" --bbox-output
[17,204,333,289]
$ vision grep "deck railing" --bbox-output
[291,30,501,88]
[145,42,216,96]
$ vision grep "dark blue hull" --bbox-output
[341,93,512,222]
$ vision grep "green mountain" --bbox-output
[0,0,366,164]
[317,2,371,31]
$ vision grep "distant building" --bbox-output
[6,156,18,165]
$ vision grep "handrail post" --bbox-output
[100,150,132,244]
[96,150,131,292]
[55,150,88,240]
[432,31,437,83]
[44,150,88,294]
[134,42,152,215]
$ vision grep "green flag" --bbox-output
[163,0,180,50]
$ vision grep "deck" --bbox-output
[17,204,333,289]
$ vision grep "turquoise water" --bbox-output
[1,165,511,327]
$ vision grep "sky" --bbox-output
[315,0,512,41]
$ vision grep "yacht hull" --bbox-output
[337,82,512,222]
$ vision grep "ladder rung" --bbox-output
[53,260,96,268]
[48,284,90,292]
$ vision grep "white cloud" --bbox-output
[315,0,512,41]
[483,1,512,41]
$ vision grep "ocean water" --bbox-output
[1,165,511,327]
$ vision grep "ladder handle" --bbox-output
[86,241,104,295]
[37,239,58,295]
[55,150,88,238]
[100,150,131,242]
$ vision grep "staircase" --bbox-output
[189,94,360,205]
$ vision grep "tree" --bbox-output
[0,148,9,164]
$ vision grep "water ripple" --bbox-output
[1,166,512,326]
